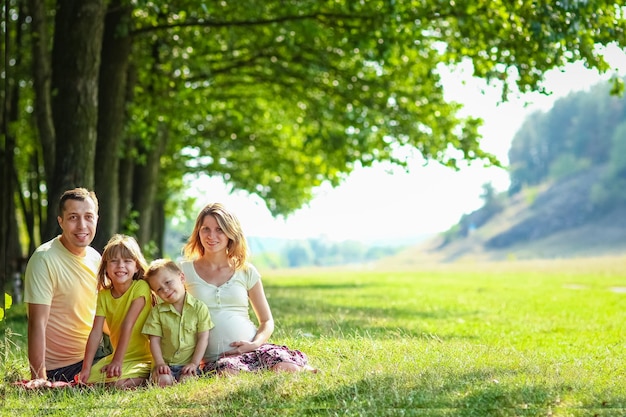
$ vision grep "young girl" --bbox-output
[79,234,153,388]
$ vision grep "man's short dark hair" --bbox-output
[58,188,99,216]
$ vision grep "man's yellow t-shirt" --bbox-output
[24,236,101,370]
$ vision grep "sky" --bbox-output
[188,45,626,243]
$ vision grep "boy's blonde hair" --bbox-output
[145,258,182,283]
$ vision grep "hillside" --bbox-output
[392,165,626,264]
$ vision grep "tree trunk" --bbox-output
[151,200,165,258]
[44,0,105,241]
[118,64,137,234]
[93,1,132,252]
[118,137,136,234]
[28,0,55,192]
[133,124,168,251]
[2,2,27,302]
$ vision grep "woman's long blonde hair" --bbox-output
[182,203,248,270]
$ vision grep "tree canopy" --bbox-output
[2,0,626,288]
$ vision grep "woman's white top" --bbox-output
[180,261,260,361]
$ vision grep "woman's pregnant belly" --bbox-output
[206,311,257,361]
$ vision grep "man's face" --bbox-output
[57,198,98,256]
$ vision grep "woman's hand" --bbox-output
[222,340,257,356]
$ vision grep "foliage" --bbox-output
[591,121,626,208]
[508,79,626,194]
[2,258,626,415]
[548,154,592,181]
[4,0,626,259]
[163,214,409,268]
[278,238,405,268]
[1,302,27,384]
[0,293,12,322]
[440,181,505,243]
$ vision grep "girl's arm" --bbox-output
[182,330,209,375]
[102,296,146,378]
[225,280,275,355]
[79,315,106,383]
[149,335,171,375]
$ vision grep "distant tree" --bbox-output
[508,110,551,193]
[480,182,498,207]
[548,153,592,181]
[509,80,626,194]
[592,121,626,207]
[337,240,368,264]
[366,246,402,261]
[308,238,332,266]
[285,242,314,268]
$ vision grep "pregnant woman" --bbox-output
[180,202,316,375]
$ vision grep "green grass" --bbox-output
[2,257,625,416]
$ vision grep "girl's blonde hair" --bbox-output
[182,203,248,270]
[97,234,148,290]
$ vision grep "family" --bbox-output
[23,187,314,389]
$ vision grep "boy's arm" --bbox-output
[192,330,210,366]
[182,330,209,375]
[149,335,170,375]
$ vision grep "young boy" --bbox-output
[141,259,213,386]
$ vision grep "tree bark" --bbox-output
[45,0,105,241]
[2,2,27,302]
[93,1,133,252]
[151,200,165,258]
[118,64,137,236]
[133,124,168,250]
[28,0,55,191]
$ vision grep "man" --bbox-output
[24,187,106,386]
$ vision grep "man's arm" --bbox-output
[27,303,51,380]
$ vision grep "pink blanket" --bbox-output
[14,378,79,389]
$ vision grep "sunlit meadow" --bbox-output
[2,256,625,416]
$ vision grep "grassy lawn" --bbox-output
[1,256,625,416]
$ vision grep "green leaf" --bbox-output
[5,292,11,310]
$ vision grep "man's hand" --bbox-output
[24,378,51,389]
